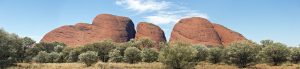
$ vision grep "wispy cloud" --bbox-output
[144,10,209,25]
[116,0,170,13]
[115,0,208,25]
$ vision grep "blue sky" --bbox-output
[0,0,299,46]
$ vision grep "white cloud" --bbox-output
[144,14,178,25]
[116,0,170,13]
[144,11,209,25]
[115,0,208,25]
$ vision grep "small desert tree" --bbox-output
[34,42,66,53]
[192,45,208,62]
[224,41,259,68]
[0,29,26,66]
[159,42,198,69]
[82,40,116,62]
[136,38,155,49]
[207,47,223,64]
[124,47,142,64]
[46,52,62,63]
[79,51,98,66]
[33,51,49,63]
[54,45,65,52]
[141,48,159,63]
[67,49,81,62]
[260,40,274,47]
[290,47,300,64]
[108,49,123,62]
[260,42,291,65]
[115,44,128,57]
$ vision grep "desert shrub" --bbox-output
[141,48,159,63]
[224,41,259,68]
[54,45,65,52]
[46,52,63,63]
[260,42,291,65]
[58,47,72,62]
[108,49,123,62]
[158,42,169,50]
[0,29,30,65]
[159,42,198,69]
[260,40,274,47]
[116,43,130,56]
[290,47,300,64]
[124,47,142,64]
[21,37,36,62]
[82,40,116,62]
[0,29,14,65]
[33,51,49,63]
[34,42,66,53]
[28,42,66,62]
[79,51,98,66]
[121,39,141,49]
[207,47,223,64]
[136,38,155,49]
[17,37,35,62]
[192,45,208,62]
[67,48,81,62]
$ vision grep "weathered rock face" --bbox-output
[135,22,166,46]
[41,14,136,47]
[169,17,222,46]
[169,17,246,46]
[212,24,246,45]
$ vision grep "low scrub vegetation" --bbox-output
[124,47,142,64]
[158,42,198,69]
[79,51,98,66]
[207,47,223,64]
[224,41,259,68]
[1,29,300,69]
[260,42,291,65]
[141,48,159,63]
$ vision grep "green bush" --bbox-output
[46,52,62,63]
[290,47,300,64]
[34,42,66,53]
[0,30,14,65]
[141,48,159,63]
[260,40,274,47]
[207,47,223,64]
[158,42,168,50]
[124,47,142,64]
[67,48,81,62]
[82,40,116,62]
[19,37,36,62]
[115,43,129,56]
[79,51,98,66]
[192,45,208,62]
[120,39,141,49]
[224,41,259,68]
[260,42,291,65]
[159,42,198,69]
[54,45,65,52]
[33,51,49,63]
[108,49,123,62]
[0,29,27,64]
[136,38,155,49]
[58,47,72,63]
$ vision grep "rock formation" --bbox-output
[41,13,246,47]
[169,17,246,46]
[41,14,136,47]
[212,24,246,45]
[135,22,166,47]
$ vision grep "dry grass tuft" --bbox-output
[6,62,300,69]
